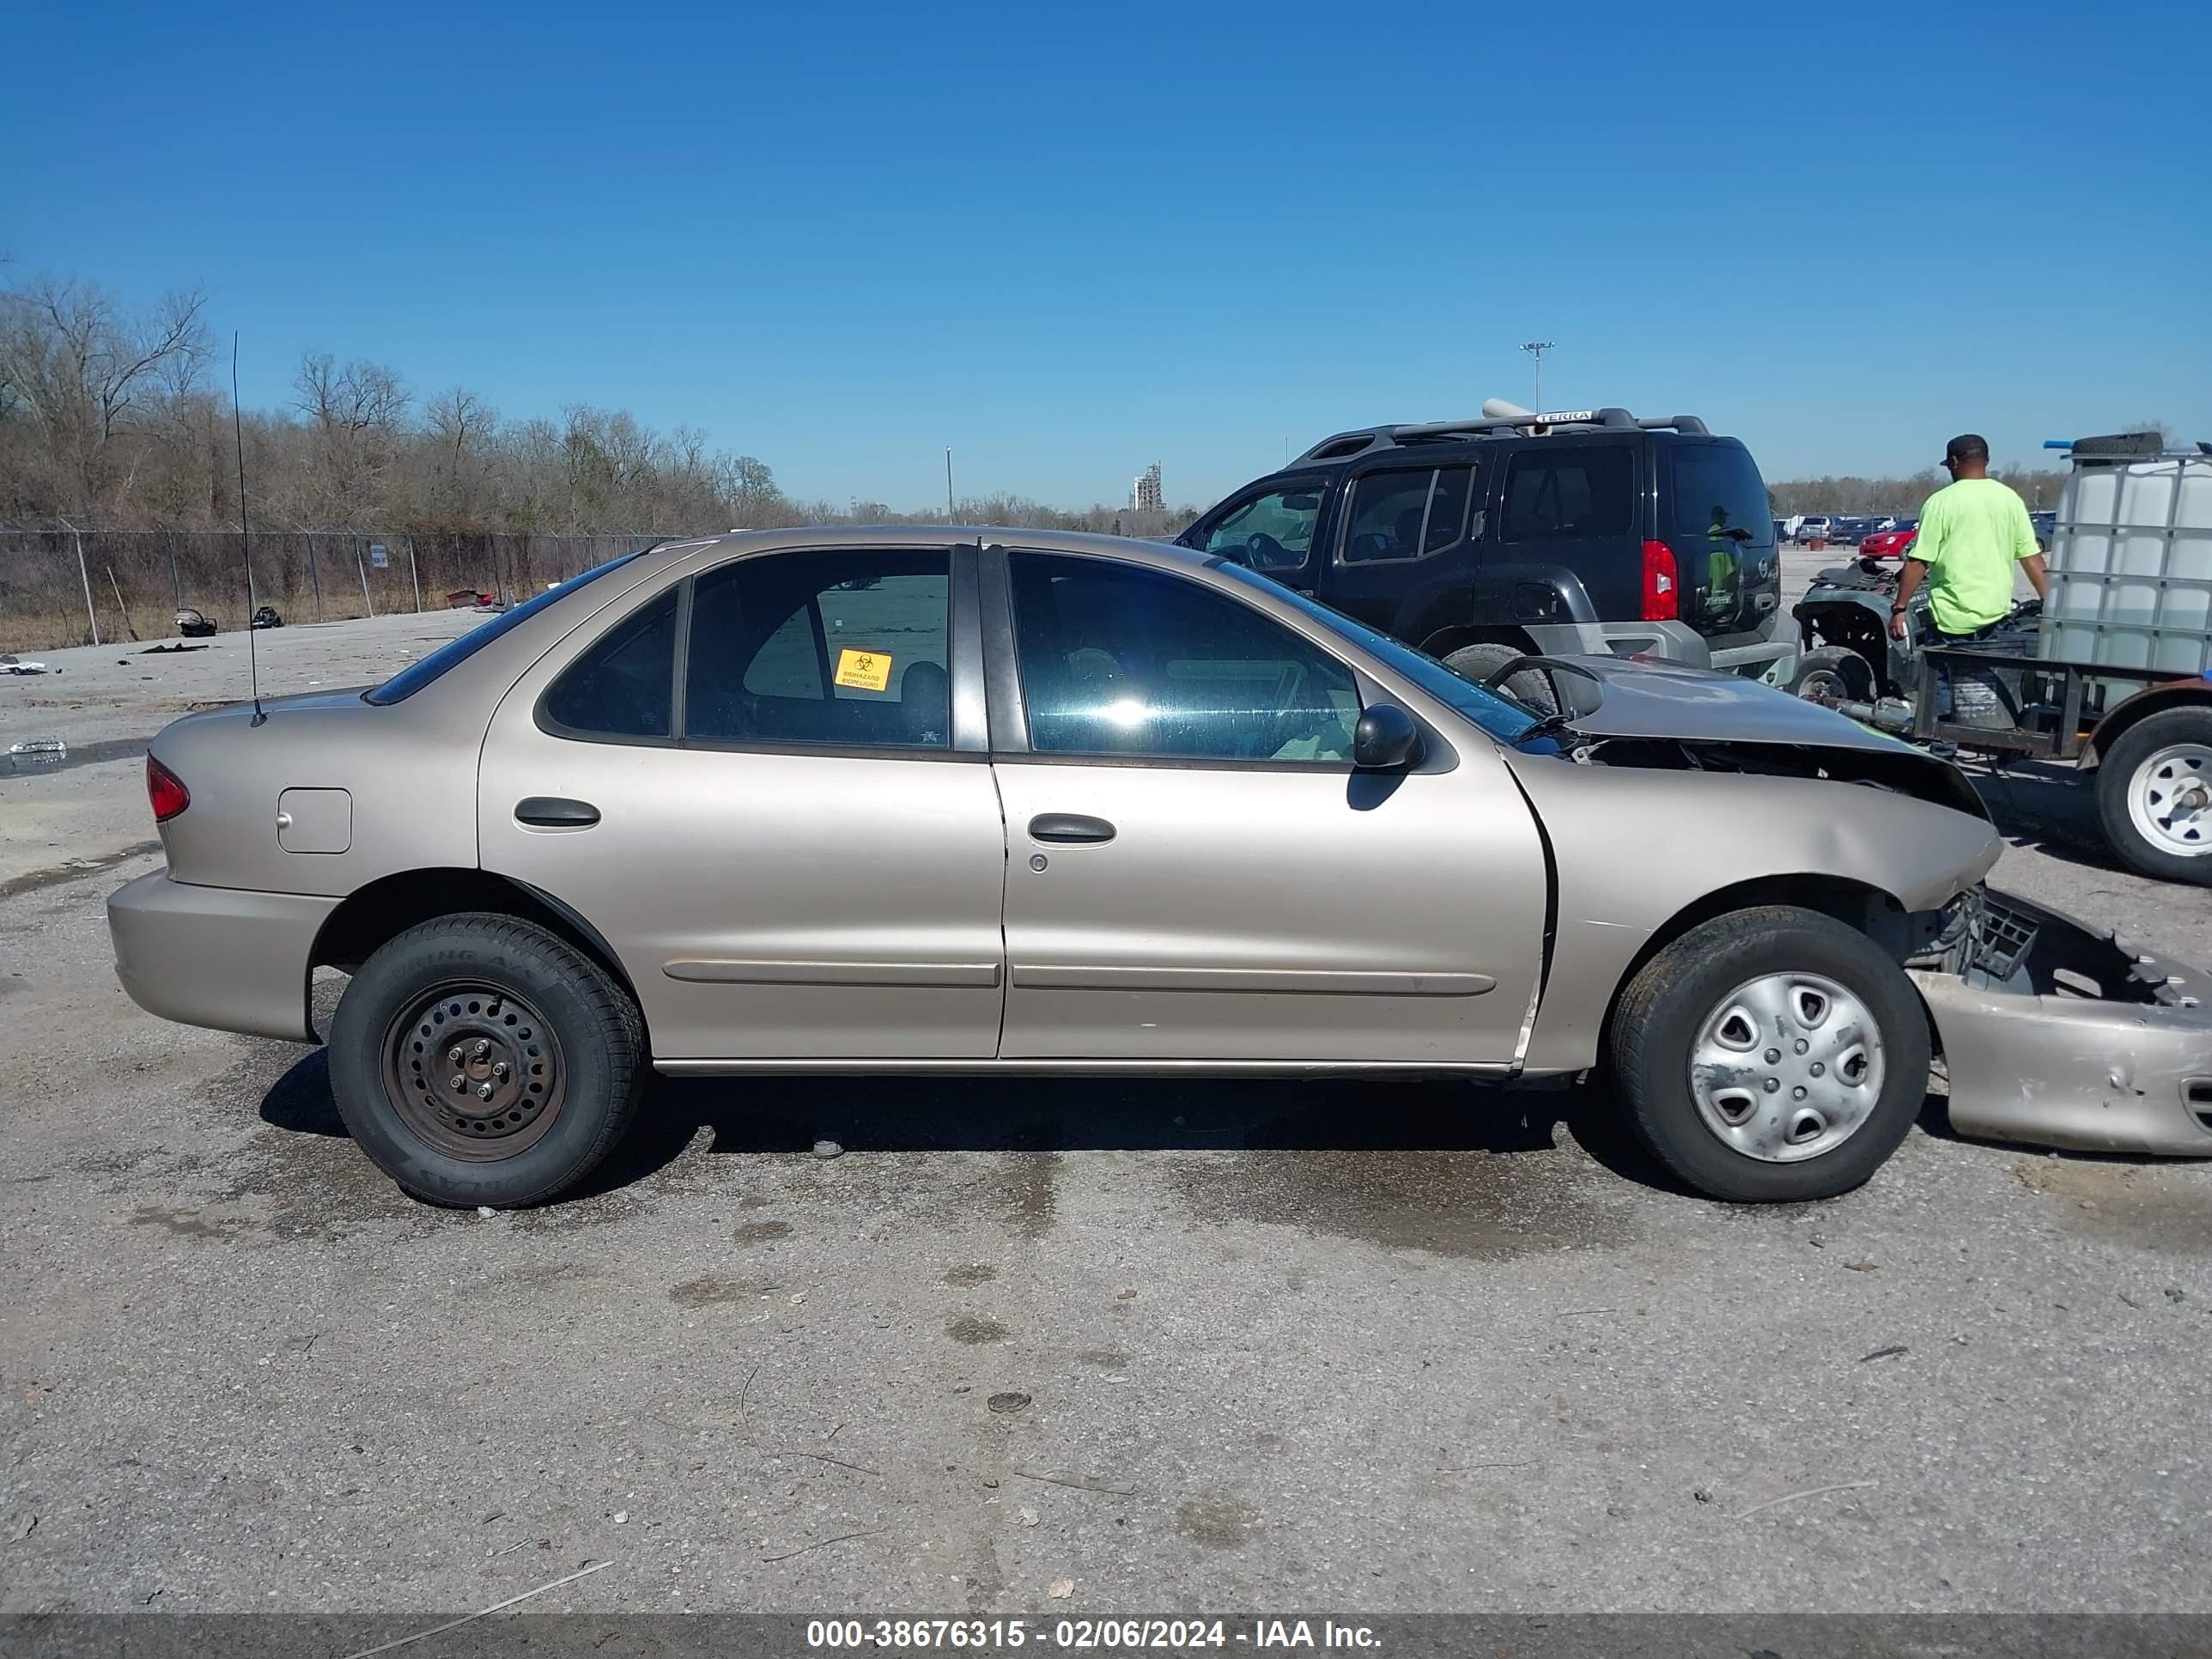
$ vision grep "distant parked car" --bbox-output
[1795,515,1833,544]
[1860,521,1919,559]
[2031,509,2057,552]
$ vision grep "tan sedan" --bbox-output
[110,528,2203,1208]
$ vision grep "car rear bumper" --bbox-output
[1911,890,2212,1157]
[107,871,335,1042]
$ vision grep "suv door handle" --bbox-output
[515,796,600,828]
[1028,812,1115,844]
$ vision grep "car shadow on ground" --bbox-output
[256,1048,1680,1203]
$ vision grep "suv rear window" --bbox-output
[1672,445,1772,544]
[364,551,645,705]
[1500,447,1634,541]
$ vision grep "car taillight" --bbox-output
[147,754,190,823]
[1641,540,1679,622]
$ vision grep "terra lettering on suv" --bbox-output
[1177,404,1788,708]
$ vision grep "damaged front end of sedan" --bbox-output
[1498,653,2212,1158]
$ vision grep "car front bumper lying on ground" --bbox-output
[1912,889,2212,1158]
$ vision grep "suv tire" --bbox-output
[1442,643,1558,714]
[1607,905,1929,1202]
[329,912,645,1207]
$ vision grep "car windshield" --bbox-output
[362,551,647,705]
[1214,561,1543,744]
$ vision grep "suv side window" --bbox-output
[1340,465,1477,563]
[1008,554,1363,764]
[685,551,951,749]
[1500,447,1634,541]
[1198,482,1325,570]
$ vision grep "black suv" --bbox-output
[1176,407,1788,696]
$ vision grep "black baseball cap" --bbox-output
[1943,433,1990,465]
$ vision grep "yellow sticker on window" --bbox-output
[833,647,892,692]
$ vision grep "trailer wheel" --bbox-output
[2097,707,2212,884]
[1787,646,1876,708]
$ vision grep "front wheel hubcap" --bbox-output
[1689,972,1885,1163]
[383,984,565,1160]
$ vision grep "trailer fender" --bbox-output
[2075,674,2212,770]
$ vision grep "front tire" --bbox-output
[328,913,644,1206]
[2095,707,2212,884]
[1606,906,1929,1202]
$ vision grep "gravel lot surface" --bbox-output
[3,550,2209,1619]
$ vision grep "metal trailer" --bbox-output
[1791,432,2212,885]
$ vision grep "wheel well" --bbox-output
[1417,624,1537,660]
[2080,684,2212,771]
[311,868,645,1025]
[1796,605,1893,692]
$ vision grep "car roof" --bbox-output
[1275,407,1728,474]
[629,524,1209,582]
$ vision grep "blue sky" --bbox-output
[8,0,2209,510]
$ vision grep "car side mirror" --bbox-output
[1352,702,1422,770]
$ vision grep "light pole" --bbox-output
[1519,340,1556,410]
[945,448,955,521]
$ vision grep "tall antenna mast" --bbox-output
[1519,340,1556,410]
[231,333,266,726]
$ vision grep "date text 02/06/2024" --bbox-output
[805,1619,1382,1650]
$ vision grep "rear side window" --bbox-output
[685,551,951,750]
[1340,465,1477,563]
[363,550,643,705]
[541,589,678,738]
[1672,445,1774,544]
[1499,447,1634,541]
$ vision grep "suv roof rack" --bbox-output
[1294,407,1710,464]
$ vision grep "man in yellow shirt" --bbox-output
[1891,433,2048,645]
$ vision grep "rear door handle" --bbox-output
[515,796,599,828]
[1028,812,1115,844]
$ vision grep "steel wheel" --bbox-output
[2125,742,2212,859]
[1688,972,1886,1163]
[381,982,567,1162]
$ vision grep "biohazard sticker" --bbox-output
[833,648,891,692]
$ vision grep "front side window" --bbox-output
[685,551,951,749]
[1009,554,1362,764]
[1500,446,1635,541]
[542,588,678,738]
[1198,482,1326,570]
[1340,465,1478,562]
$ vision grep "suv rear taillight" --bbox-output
[1640,540,1680,622]
[147,754,190,823]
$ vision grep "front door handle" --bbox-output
[515,796,599,828]
[1028,812,1115,844]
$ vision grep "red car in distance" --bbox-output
[1860,520,1918,559]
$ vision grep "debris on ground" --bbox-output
[1735,1480,1878,1520]
[174,609,218,638]
[1048,1578,1074,1599]
[1858,1345,1909,1364]
[1,661,50,675]
[1844,1261,1879,1273]
[9,738,66,764]
[1017,1506,1039,1527]
[812,1139,843,1159]
[141,641,210,654]
[1692,1488,1713,1504]
[987,1392,1031,1415]
[7,1514,36,1542]
[252,606,283,629]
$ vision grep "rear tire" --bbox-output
[1607,906,1929,1202]
[328,912,644,1206]
[1442,642,1559,714]
[2095,707,2212,885]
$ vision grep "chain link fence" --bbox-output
[0,529,667,653]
